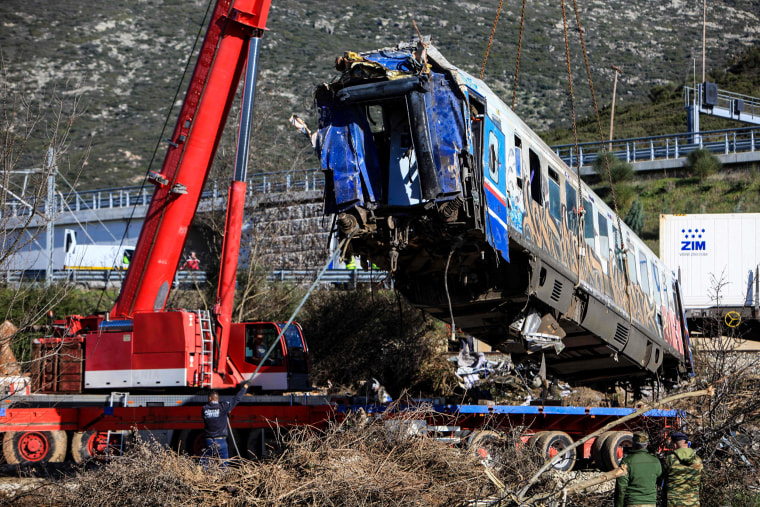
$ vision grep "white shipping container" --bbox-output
[660,213,760,309]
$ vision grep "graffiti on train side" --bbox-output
[499,177,664,341]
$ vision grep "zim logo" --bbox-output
[680,228,706,251]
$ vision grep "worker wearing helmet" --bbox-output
[614,432,662,507]
[663,431,703,506]
[202,380,249,467]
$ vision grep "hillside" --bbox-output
[2,0,760,188]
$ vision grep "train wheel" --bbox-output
[3,430,67,464]
[468,430,503,467]
[535,431,576,472]
[600,431,633,471]
[592,431,616,468]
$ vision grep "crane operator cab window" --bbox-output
[245,324,284,367]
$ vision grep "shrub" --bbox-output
[687,148,721,179]
[624,199,645,235]
[593,151,634,183]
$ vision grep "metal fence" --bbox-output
[1,170,325,218]
[2,269,208,287]
[552,126,760,170]
[1,268,390,288]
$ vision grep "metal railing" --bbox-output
[684,85,760,122]
[552,126,760,169]
[1,268,391,288]
[1,170,325,218]
[269,269,392,286]
[2,269,207,286]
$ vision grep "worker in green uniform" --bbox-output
[663,431,703,507]
[614,432,662,507]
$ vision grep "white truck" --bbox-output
[660,213,760,338]
[64,229,134,270]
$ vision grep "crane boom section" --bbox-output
[110,0,272,319]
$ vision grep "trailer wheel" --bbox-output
[600,431,633,471]
[592,431,616,468]
[535,431,575,472]
[468,430,503,466]
[3,430,67,464]
[527,431,549,450]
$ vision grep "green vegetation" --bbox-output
[687,148,722,180]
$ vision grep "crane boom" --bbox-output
[110,0,271,319]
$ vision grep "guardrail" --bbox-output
[1,268,390,288]
[552,126,760,169]
[268,269,392,286]
[10,123,760,220]
[1,170,326,218]
[2,269,208,287]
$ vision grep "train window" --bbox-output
[597,213,610,262]
[627,248,638,285]
[652,264,662,307]
[548,168,561,223]
[565,183,578,235]
[529,149,543,205]
[638,250,651,298]
[583,198,595,249]
[612,226,625,272]
[488,131,499,183]
[245,325,284,367]
[514,135,522,185]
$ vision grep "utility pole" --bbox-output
[609,65,623,150]
[702,0,706,82]
[45,148,57,286]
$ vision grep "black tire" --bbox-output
[527,431,549,450]
[592,431,616,468]
[3,430,67,464]
[71,431,129,463]
[535,431,576,472]
[176,429,206,457]
[468,430,503,466]
[245,428,281,460]
[600,431,633,471]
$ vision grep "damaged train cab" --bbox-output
[314,42,692,386]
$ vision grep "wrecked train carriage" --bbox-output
[315,43,692,386]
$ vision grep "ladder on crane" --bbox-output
[198,310,214,388]
[106,392,129,458]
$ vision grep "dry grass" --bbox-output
[3,406,549,507]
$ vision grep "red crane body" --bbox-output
[31,0,312,394]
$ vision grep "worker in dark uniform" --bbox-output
[202,380,249,467]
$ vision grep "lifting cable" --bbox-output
[568,0,633,310]
[512,0,527,109]
[479,0,505,80]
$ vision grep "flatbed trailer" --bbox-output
[0,392,680,471]
[340,403,680,471]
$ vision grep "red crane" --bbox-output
[33,0,311,393]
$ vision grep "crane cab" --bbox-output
[229,322,312,392]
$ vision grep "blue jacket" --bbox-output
[202,383,248,438]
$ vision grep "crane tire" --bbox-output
[600,431,633,471]
[535,431,576,472]
[3,430,67,464]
